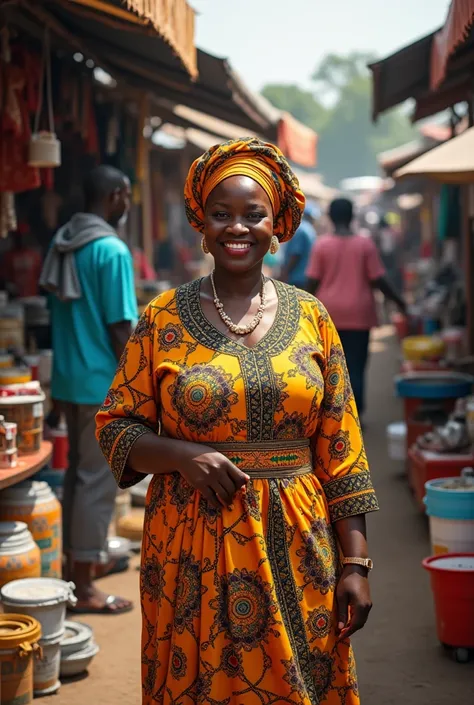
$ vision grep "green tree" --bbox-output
[262,51,417,187]
[261,84,328,132]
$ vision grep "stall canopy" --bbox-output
[395,126,474,182]
[57,0,197,77]
[35,0,275,135]
[431,0,474,89]
[153,100,319,168]
[370,0,474,123]
[368,31,435,121]
[277,113,318,169]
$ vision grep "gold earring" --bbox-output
[270,235,280,255]
[201,237,209,254]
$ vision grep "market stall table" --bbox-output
[0,441,52,490]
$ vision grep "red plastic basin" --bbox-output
[423,554,474,648]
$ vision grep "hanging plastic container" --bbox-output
[0,522,41,588]
[386,421,407,461]
[423,554,474,662]
[424,472,474,554]
[29,132,61,168]
[34,631,62,696]
[0,481,62,577]
[0,613,42,705]
[0,578,77,641]
[28,29,61,169]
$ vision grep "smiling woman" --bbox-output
[96,137,379,705]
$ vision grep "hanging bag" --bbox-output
[28,28,61,168]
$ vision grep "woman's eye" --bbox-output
[247,212,265,221]
[213,211,229,220]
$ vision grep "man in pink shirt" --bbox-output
[306,198,406,418]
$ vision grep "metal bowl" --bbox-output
[60,641,100,678]
[61,621,93,658]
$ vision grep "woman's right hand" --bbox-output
[178,443,250,509]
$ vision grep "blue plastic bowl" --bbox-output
[424,478,474,521]
[395,372,474,400]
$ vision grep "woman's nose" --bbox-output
[226,221,250,235]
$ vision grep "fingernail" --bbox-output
[228,504,234,511]
[338,622,344,631]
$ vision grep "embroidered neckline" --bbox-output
[176,277,299,356]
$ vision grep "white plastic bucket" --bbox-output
[0,578,77,640]
[428,515,474,555]
[386,422,407,461]
[34,631,62,696]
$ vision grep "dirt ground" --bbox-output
[54,329,473,705]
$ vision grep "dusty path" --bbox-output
[55,330,473,705]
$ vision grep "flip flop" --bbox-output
[68,595,133,616]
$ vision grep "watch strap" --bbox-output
[342,557,373,571]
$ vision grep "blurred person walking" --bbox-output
[306,197,405,419]
[40,165,137,614]
[281,202,318,288]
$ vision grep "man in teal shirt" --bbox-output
[41,165,137,614]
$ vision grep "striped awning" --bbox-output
[67,0,197,78]
[431,0,474,89]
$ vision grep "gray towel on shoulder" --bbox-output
[40,213,118,301]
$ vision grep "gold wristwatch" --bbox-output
[342,557,373,571]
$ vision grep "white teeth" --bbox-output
[224,242,250,250]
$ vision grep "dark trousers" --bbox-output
[338,330,370,415]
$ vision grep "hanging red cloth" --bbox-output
[0,59,40,193]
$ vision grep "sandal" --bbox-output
[68,595,133,616]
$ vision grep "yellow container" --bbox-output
[0,368,32,386]
[402,335,445,362]
[0,354,14,369]
[0,482,62,579]
[0,613,42,705]
[0,522,41,588]
[0,317,24,352]
[117,512,143,543]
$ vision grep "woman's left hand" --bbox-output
[336,564,372,641]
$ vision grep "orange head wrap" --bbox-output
[184,137,306,242]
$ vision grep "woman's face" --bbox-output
[204,175,274,274]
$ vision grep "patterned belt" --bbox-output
[210,439,313,479]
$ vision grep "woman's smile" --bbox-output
[221,240,253,256]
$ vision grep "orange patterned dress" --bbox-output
[96,279,378,705]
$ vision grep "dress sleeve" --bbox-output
[95,305,159,489]
[312,305,379,522]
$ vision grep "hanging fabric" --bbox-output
[28,28,61,168]
[0,27,40,236]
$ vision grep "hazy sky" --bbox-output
[192,0,451,91]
